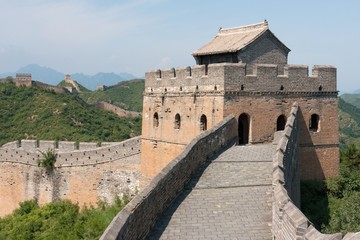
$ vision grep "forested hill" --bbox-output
[0,82,141,146]
[79,78,360,147]
[2,77,360,148]
[341,92,360,108]
[79,79,145,112]
[339,97,360,146]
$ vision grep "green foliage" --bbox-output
[302,144,360,234]
[338,98,360,146]
[323,193,360,234]
[0,196,130,240]
[341,93,360,109]
[327,144,360,198]
[13,199,39,216]
[0,82,141,146]
[57,80,90,92]
[38,148,57,171]
[300,180,329,230]
[79,79,144,112]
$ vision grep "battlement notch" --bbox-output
[146,63,337,93]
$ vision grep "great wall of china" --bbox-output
[2,20,360,238]
[0,137,143,216]
[102,103,360,239]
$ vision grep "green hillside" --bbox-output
[0,82,141,146]
[339,98,360,147]
[79,79,144,112]
[57,80,91,92]
[341,93,360,108]
[79,78,360,147]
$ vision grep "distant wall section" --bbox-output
[0,137,142,217]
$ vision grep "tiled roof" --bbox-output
[193,21,270,56]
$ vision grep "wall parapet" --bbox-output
[100,115,238,240]
[272,102,356,239]
[94,101,141,117]
[0,137,141,167]
[145,63,336,94]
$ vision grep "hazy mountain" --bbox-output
[341,93,360,109]
[0,64,137,90]
[71,72,136,90]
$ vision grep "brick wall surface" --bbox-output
[101,115,237,240]
[145,63,336,93]
[142,62,338,180]
[141,92,224,177]
[224,95,339,180]
[0,137,142,217]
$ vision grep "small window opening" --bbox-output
[200,114,207,131]
[241,84,244,91]
[153,112,159,128]
[280,85,284,91]
[156,69,162,78]
[174,114,181,129]
[205,64,208,75]
[276,115,286,131]
[319,85,323,91]
[309,114,320,132]
[187,66,192,77]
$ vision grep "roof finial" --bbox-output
[219,27,222,32]
[264,19,268,25]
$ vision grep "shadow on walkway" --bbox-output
[147,142,236,239]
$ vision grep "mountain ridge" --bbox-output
[0,64,137,90]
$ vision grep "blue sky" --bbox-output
[0,0,359,92]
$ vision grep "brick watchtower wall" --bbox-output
[15,73,33,87]
[141,63,339,180]
[222,63,339,180]
[141,65,225,177]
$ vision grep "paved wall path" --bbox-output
[147,143,274,240]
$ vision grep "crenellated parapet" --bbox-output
[145,63,336,94]
[272,103,356,239]
[0,137,141,167]
[15,73,32,82]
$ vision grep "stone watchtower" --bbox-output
[15,73,33,87]
[141,21,339,180]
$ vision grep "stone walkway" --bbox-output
[147,144,274,240]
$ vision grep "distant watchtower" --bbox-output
[15,73,33,87]
[141,21,339,181]
[65,74,72,81]
[15,73,32,82]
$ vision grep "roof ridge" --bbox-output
[219,20,268,35]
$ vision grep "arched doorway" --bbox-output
[276,114,286,131]
[238,113,250,145]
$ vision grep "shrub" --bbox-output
[38,148,57,171]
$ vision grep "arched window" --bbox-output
[238,113,250,145]
[174,113,181,130]
[309,114,320,132]
[276,115,286,131]
[153,112,159,128]
[200,114,207,131]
